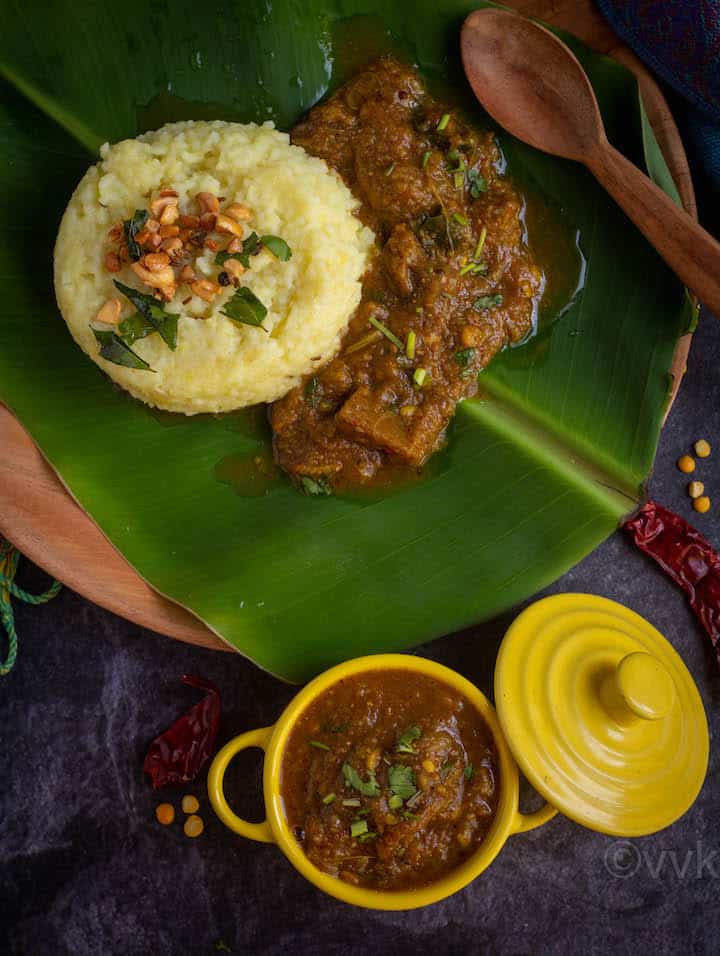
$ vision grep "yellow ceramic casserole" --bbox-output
[208,652,556,910]
[208,595,709,910]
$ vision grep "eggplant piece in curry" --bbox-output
[271,57,544,489]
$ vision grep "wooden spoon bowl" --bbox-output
[461,8,720,316]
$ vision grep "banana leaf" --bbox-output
[0,1,692,681]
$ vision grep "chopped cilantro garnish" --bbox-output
[369,316,404,351]
[384,163,396,176]
[343,762,380,798]
[222,286,268,328]
[397,726,422,754]
[388,765,417,801]
[455,348,476,368]
[413,368,428,388]
[388,794,404,810]
[452,212,468,226]
[123,209,149,261]
[464,764,475,781]
[342,798,361,807]
[473,294,503,311]
[401,811,417,821]
[305,376,320,408]
[440,759,454,778]
[309,740,330,751]
[436,113,450,131]
[321,721,349,734]
[421,150,431,169]
[468,169,488,198]
[322,792,336,804]
[299,475,332,497]
[350,819,368,838]
[345,330,382,355]
[405,330,417,360]
[357,831,377,843]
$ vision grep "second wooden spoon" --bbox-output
[460,8,720,316]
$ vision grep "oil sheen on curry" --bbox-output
[272,57,543,489]
[280,670,499,891]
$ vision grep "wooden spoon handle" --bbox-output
[587,140,720,315]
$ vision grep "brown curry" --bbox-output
[271,57,543,489]
[280,669,499,891]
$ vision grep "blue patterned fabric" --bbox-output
[596,0,720,201]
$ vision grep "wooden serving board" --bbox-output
[0,0,696,654]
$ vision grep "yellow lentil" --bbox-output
[182,794,200,815]
[677,455,696,474]
[155,803,175,826]
[184,814,204,838]
[688,480,705,499]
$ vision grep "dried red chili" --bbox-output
[624,501,720,668]
[143,675,221,789]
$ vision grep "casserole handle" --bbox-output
[208,726,276,843]
[510,801,558,834]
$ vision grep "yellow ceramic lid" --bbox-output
[494,594,709,836]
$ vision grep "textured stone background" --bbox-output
[2,322,719,952]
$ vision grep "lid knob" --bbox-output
[601,651,676,725]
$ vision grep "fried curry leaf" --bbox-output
[123,209,149,261]
[342,762,380,798]
[113,280,179,349]
[91,327,153,371]
[388,764,417,800]
[467,169,488,199]
[473,294,503,311]
[261,235,292,261]
[119,311,178,349]
[215,232,262,269]
[397,726,422,754]
[221,286,268,328]
[299,475,332,496]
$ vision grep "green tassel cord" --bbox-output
[0,539,61,675]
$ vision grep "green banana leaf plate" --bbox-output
[0,1,693,681]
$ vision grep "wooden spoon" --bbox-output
[460,8,720,316]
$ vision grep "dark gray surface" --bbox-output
[2,309,719,956]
